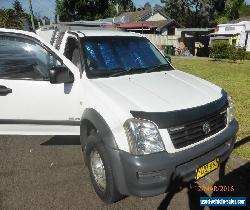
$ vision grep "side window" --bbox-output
[0,35,62,80]
[64,37,81,69]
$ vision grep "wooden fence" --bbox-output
[144,34,179,48]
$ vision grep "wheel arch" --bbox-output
[80,108,118,149]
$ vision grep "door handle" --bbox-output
[0,85,12,96]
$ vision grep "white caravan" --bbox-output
[210,21,250,51]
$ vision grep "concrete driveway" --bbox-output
[0,135,249,210]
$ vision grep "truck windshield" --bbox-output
[82,36,172,78]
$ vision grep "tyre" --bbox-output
[85,133,124,203]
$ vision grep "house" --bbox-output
[102,8,181,53]
[102,9,214,56]
[210,21,250,51]
[118,8,180,35]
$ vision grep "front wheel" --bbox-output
[85,134,124,203]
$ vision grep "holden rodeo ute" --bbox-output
[0,27,238,203]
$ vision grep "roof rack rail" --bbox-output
[35,20,123,46]
[38,20,112,32]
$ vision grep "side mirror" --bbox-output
[49,66,74,84]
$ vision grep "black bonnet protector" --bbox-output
[130,90,228,129]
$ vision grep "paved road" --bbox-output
[0,135,249,210]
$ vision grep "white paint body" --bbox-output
[0,28,225,153]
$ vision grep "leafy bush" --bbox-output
[162,45,173,63]
[245,52,250,60]
[163,45,174,56]
[237,47,247,61]
[210,41,230,60]
[210,41,247,62]
[228,45,238,62]
[164,54,172,63]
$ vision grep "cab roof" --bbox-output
[37,21,143,38]
[67,29,142,38]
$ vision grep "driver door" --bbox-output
[0,32,81,135]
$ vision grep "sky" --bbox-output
[133,0,163,8]
[0,0,56,18]
[0,0,249,19]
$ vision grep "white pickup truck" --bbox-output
[0,27,238,203]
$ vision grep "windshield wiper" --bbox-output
[144,63,170,73]
[109,67,146,77]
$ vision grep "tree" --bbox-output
[144,2,152,10]
[190,0,213,27]
[115,0,136,14]
[13,0,24,17]
[154,4,164,11]
[161,0,245,27]
[56,0,120,21]
[0,1,35,30]
[225,0,244,20]
[239,3,250,17]
[215,15,229,24]
[0,9,23,29]
[161,0,193,27]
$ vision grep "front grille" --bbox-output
[168,105,228,149]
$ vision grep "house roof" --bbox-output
[122,10,150,22]
[107,20,179,32]
[144,20,179,30]
[177,28,215,32]
[112,22,157,29]
[121,8,171,22]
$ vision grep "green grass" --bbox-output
[172,57,250,160]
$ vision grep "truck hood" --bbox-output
[90,70,223,112]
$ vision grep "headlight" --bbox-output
[123,118,165,155]
[227,95,234,123]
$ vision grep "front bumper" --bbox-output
[107,119,238,197]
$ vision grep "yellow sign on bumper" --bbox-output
[195,158,219,180]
